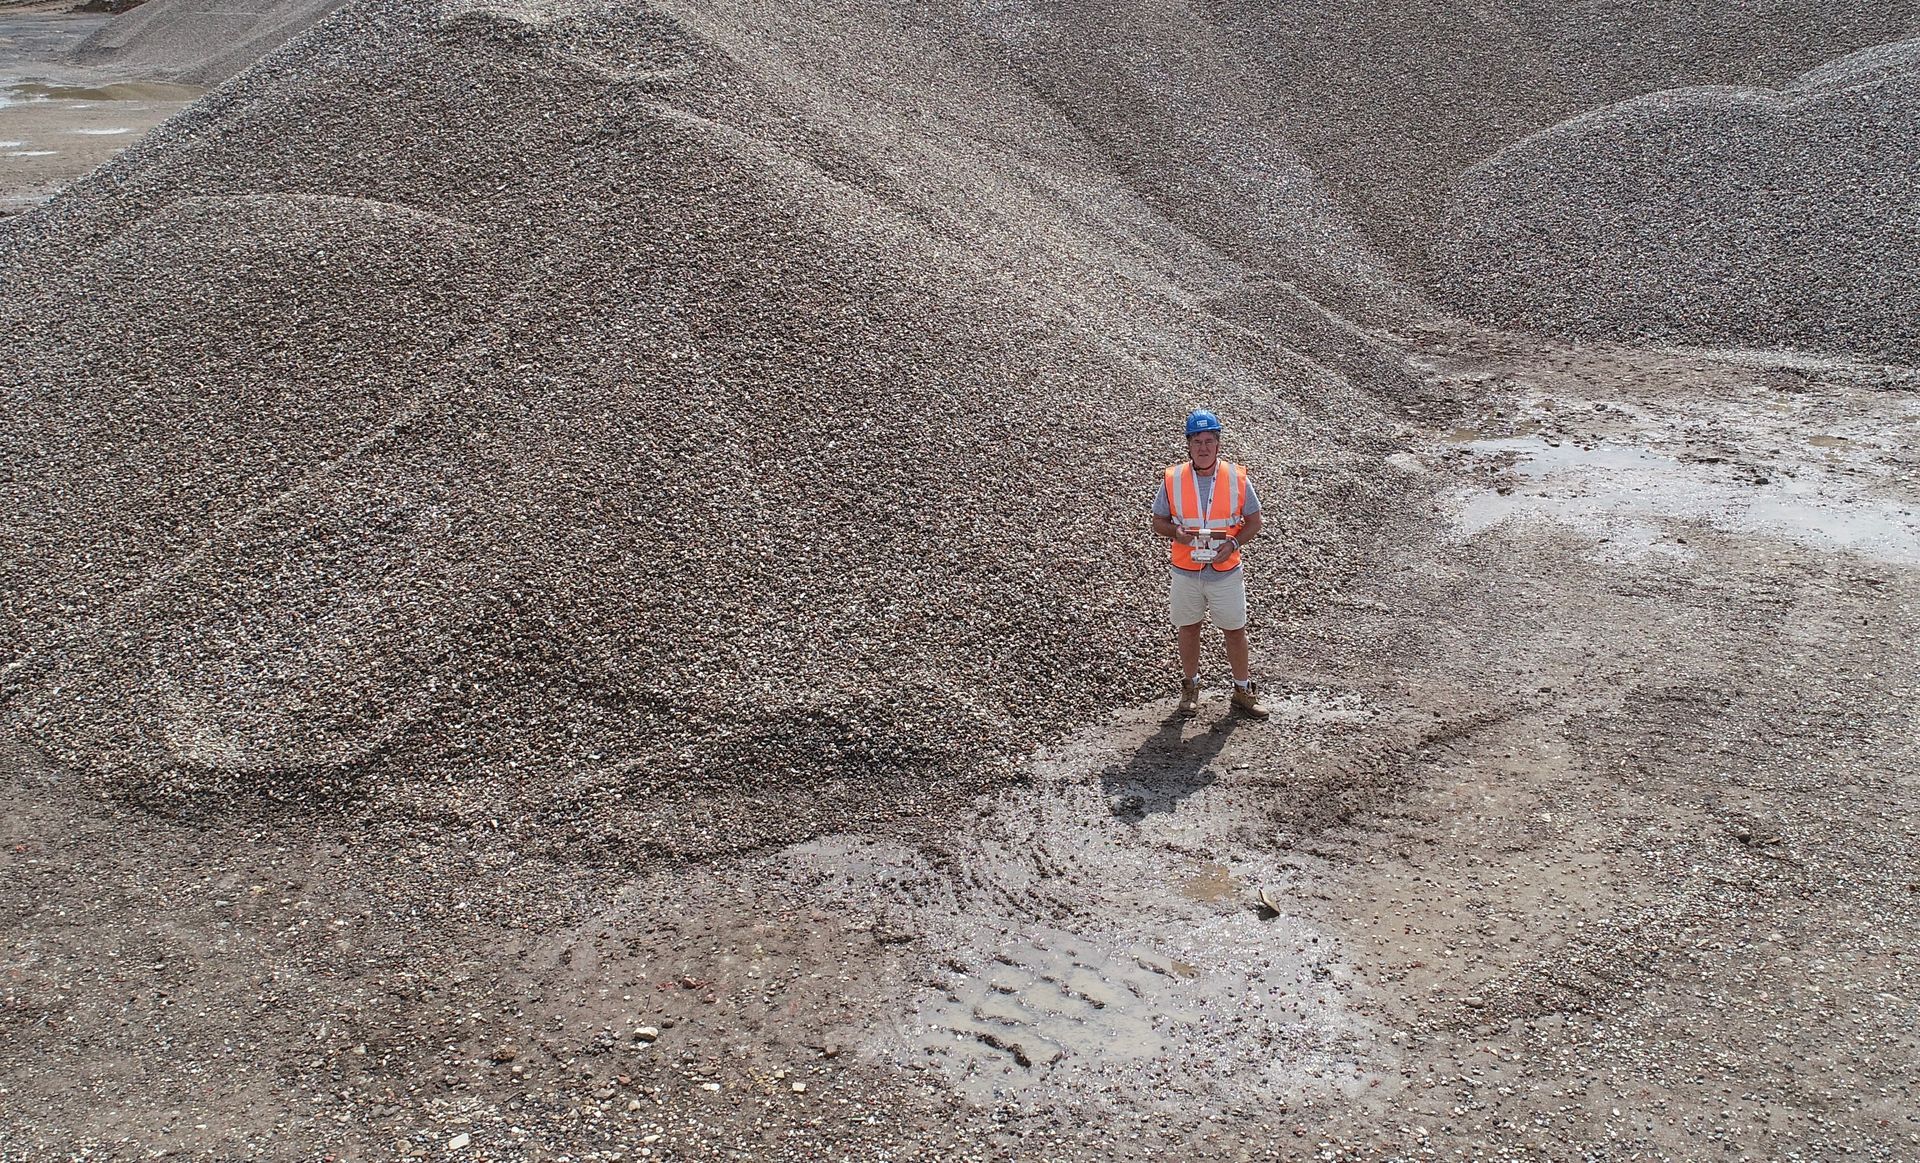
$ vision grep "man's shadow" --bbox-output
[1099,709,1243,823]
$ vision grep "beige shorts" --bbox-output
[1168,568,1248,631]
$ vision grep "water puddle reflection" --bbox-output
[1179,861,1239,903]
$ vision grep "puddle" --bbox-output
[1452,436,1920,566]
[766,733,1386,1111]
[8,80,203,103]
[1179,861,1239,902]
[4,148,55,157]
[68,126,131,136]
[1441,418,1540,443]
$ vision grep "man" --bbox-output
[1149,410,1269,719]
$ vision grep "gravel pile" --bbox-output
[1200,2,1920,277]
[1441,37,1920,363]
[71,0,348,85]
[0,0,1421,862]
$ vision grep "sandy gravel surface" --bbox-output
[1444,38,1920,362]
[1209,1,1920,279]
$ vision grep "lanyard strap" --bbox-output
[1184,463,1236,530]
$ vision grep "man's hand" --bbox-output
[1150,515,1192,544]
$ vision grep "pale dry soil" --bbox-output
[3,325,1917,1162]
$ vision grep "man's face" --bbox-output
[1187,431,1220,469]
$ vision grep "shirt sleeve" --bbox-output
[1152,478,1171,519]
[1242,476,1262,516]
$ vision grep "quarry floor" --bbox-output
[4,12,1918,1159]
[4,322,1917,1162]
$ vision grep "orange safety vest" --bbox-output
[1163,460,1248,572]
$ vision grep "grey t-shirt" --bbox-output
[1154,464,1262,574]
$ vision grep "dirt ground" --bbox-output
[4,319,1915,1161]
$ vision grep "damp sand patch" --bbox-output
[1450,435,1920,566]
[1432,348,1920,567]
[742,691,1422,1114]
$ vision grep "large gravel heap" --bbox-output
[1442,37,1920,362]
[0,0,1419,860]
[1202,2,1920,277]
[11,0,1910,866]
[71,0,350,85]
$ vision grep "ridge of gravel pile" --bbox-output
[0,0,1424,864]
[70,0,349,85]
[1439,36,1920,363]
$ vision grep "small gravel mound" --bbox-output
[71,0,350,85]
[1441,37,1920,362]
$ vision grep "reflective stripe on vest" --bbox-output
[1164,460,1245,572]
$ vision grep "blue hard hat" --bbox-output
[1185,409,1223,437]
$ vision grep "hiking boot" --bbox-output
[1229,680,1269,719]
[1177,678,1201,716]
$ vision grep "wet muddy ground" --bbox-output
[0,8,200,213]
[4,321,1914,1160]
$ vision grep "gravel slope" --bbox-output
[1442,37,1920,362]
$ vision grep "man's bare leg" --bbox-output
[1178,622,1203,679]
[1223,627,1251,683]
